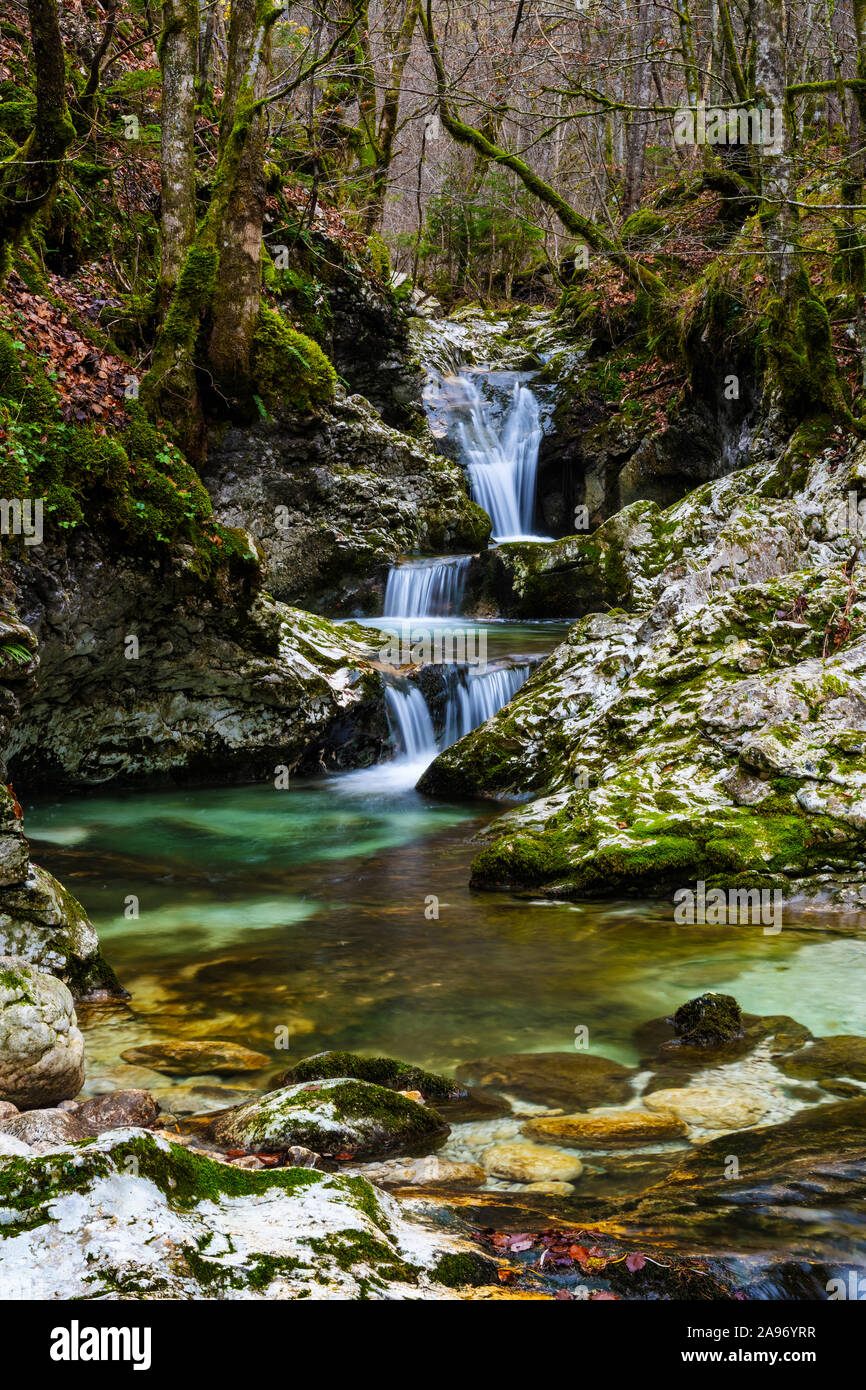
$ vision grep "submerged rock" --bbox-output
[523,1109,688,1149]
[212,1077,449,1159]
[778,1036,866,1092]
[121,1040,271,1076]
[0,958,84,1108]
[0,1128,495,1299]
[482,1141,583,1184]
[455,1051,635,1109]
[616,1098,866,1248]
[279,1050,464,1100]
[346,1156,486,1189]
[643,1086,774,1132]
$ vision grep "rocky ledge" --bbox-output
[421,425,866,910]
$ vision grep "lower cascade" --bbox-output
[381,660,535,784]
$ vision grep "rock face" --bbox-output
[0,615,118,997]
[4,537,390,790]
[422,427,866,908]
[121,1041,271,1076]
[0,958,84,1108]
[204,394,490,615]
[212,1078,449,1158]
[0,1128,494,1299]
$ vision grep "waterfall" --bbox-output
[383,555,471,618]
[445,375,546,541]
[385,683,437,761]
[440,663,534,748]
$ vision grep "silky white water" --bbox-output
[449,374,548,541]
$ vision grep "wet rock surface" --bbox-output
[0,958,84,1108]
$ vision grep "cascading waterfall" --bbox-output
[440,663,534,747]
[448,375,546,541]
[383,555,471,618]
[384,682,437,762]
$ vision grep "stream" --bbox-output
[20,324,866,1261]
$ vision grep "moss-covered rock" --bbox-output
[672,993,743,1048]
[278,1051,465,1100]
[422,433,866,907]
[250,307,336,414]
[0,1128,490,1299]
[212,1077,449,1158]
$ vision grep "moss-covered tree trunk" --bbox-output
[207,0,273,391]
[0,0,75,283]
[158,0,198,309]
[143,0,280,455]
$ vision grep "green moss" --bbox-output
[470,831,572,889]
[281,1050,462,1100]
[251,307,335,413]
[431,1251,500,1287]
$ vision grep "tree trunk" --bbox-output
[207,0,273,388]
[0,0,75,283]
[158,0,198,309]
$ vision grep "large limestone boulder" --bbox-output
[0,957,84,1108]
[0,1129,497,1299]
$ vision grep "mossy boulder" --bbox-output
[212,1077,449,1158]
[251,307,336,414]
[671,993,743,1048]
[278,1051,465,1101]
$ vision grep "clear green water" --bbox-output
[25,774,866,1090]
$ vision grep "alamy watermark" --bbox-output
[0,497,43,546]
[674,102,783,155]
[673,879,782,934]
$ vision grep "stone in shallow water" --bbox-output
[482,1141,584,1184]
[454,1052,635,1109]
[347,1155,486,1188]
[120,1039,271,1076]
[0,957,84,1108]
[212,1077,449,1159]
[74,1089,159,1135]
[522,1108,688,1148]
[643,1086,773,1131]
[778,1035,866,1089]
[152,1084,263,1116]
